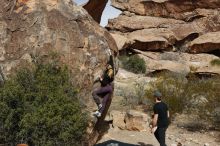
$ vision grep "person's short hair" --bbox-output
[154,90,162,101]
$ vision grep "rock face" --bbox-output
[189,32,220,53]
[135,50,220,75]
[111,0,220,20]
[110,110,126,129]
[0,0,118,145]
[0,0,118,101]
[83,0,108,23]
[124,110,150,131]
[109,110,150,131]
[114,68,155,103]
[107,0,220,75]
[107,8,220,53]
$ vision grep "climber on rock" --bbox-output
[92,52,114,118]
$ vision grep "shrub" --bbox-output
[120,82,147,108]
[210,59,220,66]
[145,72,220,126]
[0,61,87,145]
[120,55,146,74]
[146,72,188,115]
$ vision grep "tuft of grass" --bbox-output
[210,59,220,66]
[189,66,198,72]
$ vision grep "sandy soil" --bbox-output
[96,124,220,146]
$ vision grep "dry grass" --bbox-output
[145,72,220,128]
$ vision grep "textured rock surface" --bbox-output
[83,0,108,23]
[107,0,220,76]
[110,110,126,129]
[124,110,150,131]
[108,110,150,131]
[135,50,220,75]
[108,12,220,53]
[114,68,155,101]
[111,0,220,19]
[0,0,118,145]
[110,33,128,51]
[108,0,220,54]
[0,0,118,101]
[189,32,220,53]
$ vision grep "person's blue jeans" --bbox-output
[92,83,113,113]
[154,127,167,146]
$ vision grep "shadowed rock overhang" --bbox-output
[83,0,108,23]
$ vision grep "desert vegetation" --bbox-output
[145,72,220,129]
[119,54,146,74]
[0,59,88,146]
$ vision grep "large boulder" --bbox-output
[0,0,118,103]
[124,110,150,131]
[110,33,128,51]
[109,110,151,131]
[0,0,118,145]
[189,32,220,53]
[127,28,175,51]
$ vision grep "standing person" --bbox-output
[92,55,114,118]
[151,90,170,146]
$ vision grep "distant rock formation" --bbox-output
[111,0,220,19]
[0,0,118,145]
[107,0,220,75]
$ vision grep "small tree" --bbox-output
[0,61,87,145]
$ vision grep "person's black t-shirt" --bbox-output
[153,102,169,128]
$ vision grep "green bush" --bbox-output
[210,59,220,66]
[120,55,146,74]
[0,62,87,145]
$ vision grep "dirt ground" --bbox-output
[95,94,220,146]
[96,124,220,146]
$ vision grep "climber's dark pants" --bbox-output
[92,83,113,113]
[154,127,167,146]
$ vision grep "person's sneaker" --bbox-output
[98,104,102,111]
[93,111,101,118]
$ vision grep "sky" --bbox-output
[74,0,121,27]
